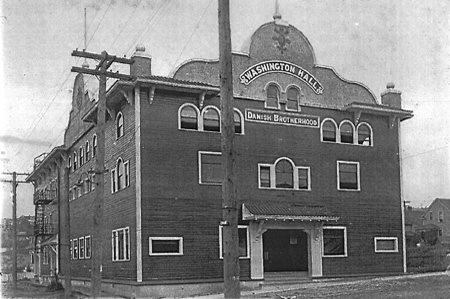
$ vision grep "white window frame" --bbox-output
[438,210,444,222]
[111,169,116,193]
[264,82,281,110]
[356,122,374,147]
[201,105,221,133]
[149,237,184,256]
[258,157,311,191]
[85,141,90,161]
[339,120,356,144]
[73,151,78,170]
[72,238,79,260]
[374,237,398,253]
[322,226,348,258]
[233,108,245,135]
[320,118,338,143]
[85,236,91,259]
[178,103,200,131]
[79,146,84,165]
[124,160,130,187]
[285,85,302,112]
[219,225,250,259]
[116,111,124,139]
[198,151,222,185]
[111,227,130,262]
[92,134,97,157]
[43,247,49,264]
[337,161,360,191]
[78,237,85,259]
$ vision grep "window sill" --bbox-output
[337,188,360,192]
[322,255,347,258]
[259,187,311,191]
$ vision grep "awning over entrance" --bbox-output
[242,203,339,222]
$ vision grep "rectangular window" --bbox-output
[374,237,398,253]
[79,237,85,259]
[219,225,250,259]
[73,239,79,260]
[429,212,433,221]
[199,151,222,185]
[77,185,82,198]
[72,187,77,200]
[337,161,360,191]
[259,165,271,188]
[91,174,96,191]
[323,227,347,257]
[124,161,130,187]
[43,247,49,264]
[111,169,116,193]
[85,236,91,259]
[112,227,130,262]
[438,211,444,223]
[149,237,183,256]
[298,167,310,190]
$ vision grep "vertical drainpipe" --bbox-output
[398,117,407,273]
[57,166,61,275]
[135,85,142,282]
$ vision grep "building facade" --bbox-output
[423,198,450,246]
[27,14,413,297]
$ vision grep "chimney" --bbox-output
[381,82,402,109]
[130,44,151,77]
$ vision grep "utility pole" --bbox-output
[71,50,133,298]
[60,167,72,297]
[12,172,17,290]
[218,0,240,297]
[1,172,30,290]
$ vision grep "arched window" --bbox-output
[179,105,198,130]
[357,123,372,146]
[286,87,299,111]
[92,135,97,157]
[275,159,293,189]
[203,107,220,132]
[234,110,243,134]
[321,119,337,142]
[266,84,279,109]
[79,147,84,165]
[340,121,354,144]
[116,112,124,138]
[73,152,78,171]
[117,159,124,191]
[85,141,90,161]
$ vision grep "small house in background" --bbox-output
[422,198,450,247]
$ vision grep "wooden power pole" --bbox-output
[218,0,240,297]
[71,50,133,297]
[1,172,30,291]
[60,167,72,297]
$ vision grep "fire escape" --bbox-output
[34,188,56,252]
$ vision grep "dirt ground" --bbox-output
[247,272,450,299]
[1,272,449,298]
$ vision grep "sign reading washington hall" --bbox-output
[245,109,319,128]
[239,60,324,95]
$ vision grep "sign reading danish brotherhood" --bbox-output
[245,109,319,128]
[240,60,324,95]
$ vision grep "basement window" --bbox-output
[374,237,398,253]
[149,237,183,256]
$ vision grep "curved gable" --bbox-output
[173,18,377,109]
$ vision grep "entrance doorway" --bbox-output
[263,229,308,272]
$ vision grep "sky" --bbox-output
[1,0,449,218]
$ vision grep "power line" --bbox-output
[10,2,113,162]
[401,144,449,160]
[171,0,214,71]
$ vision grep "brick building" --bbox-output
[26,13,413,297]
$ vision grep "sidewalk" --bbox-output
[181,271,449,299]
